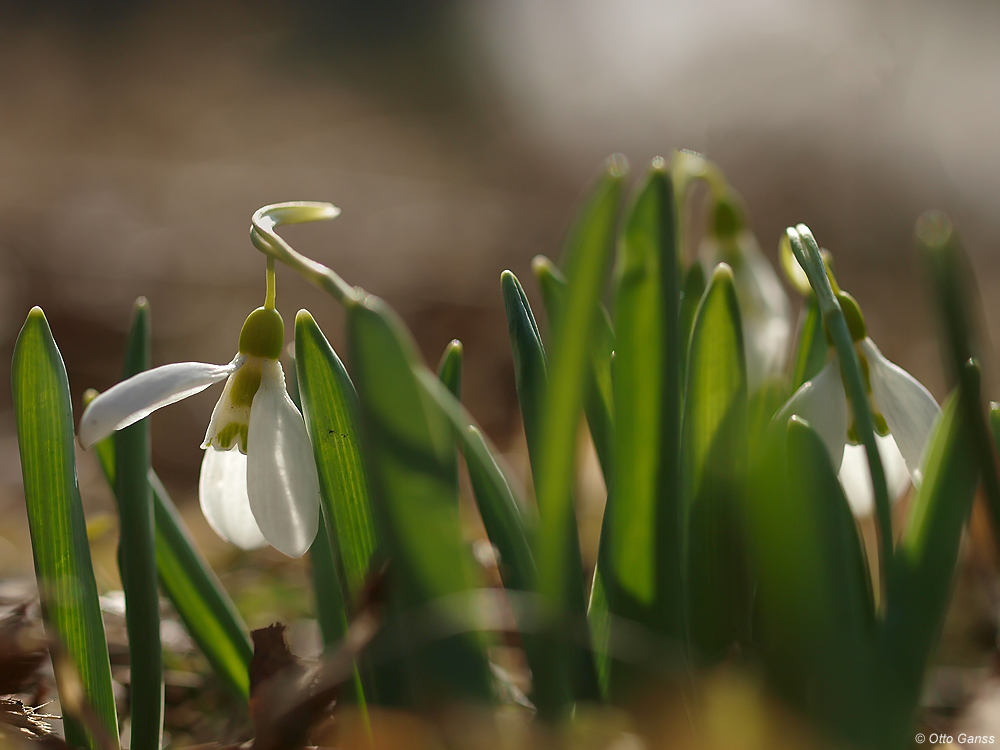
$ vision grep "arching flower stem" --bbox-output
[787,225,893,609]
[250,202,360,308]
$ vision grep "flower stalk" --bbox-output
[786,225,893,606]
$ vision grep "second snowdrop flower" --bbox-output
[774,291,941,514]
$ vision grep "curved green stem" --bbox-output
[787,225,893,609]
[250,202,358,306]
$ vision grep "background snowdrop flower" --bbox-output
[79,300,321,558]
[700,193,791,391]
[774,291,941,516]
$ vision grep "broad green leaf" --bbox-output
[114,299,163,750]
[878,386,977,747]
[501,270,548,480]
[750,416,876,744]
[13,308,119,750]
[533,256,615,482]
[790,295,826,391]
[608,164,680,619]
[346,294,493,704]
[91,436,252,702]
[534,158,625,710]
[295,310,379,602]
[681,265,749,663]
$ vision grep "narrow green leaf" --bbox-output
[678,261,706,386]
[917,211,1000,558]
[13,308,119,750]
[436,339,463,400]
[90,434,252,702]
[534,158,625,709]
[501,270,548,480]
[681,265,749,663]
[533,256,615,483]
[790,295,826,391]
[346,294,493,704]
[114,299,163,750]
[295,310,379,602]
[436,339,463,506]
[878,384,978,747]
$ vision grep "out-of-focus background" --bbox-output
[1,0,1000,739]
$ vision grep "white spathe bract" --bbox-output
[775,340,941,517]
[701,231,791,391]
[79,354,320,558]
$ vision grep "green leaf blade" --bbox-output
[295,310,379,602]
[534,158,625,709]
[346,295,493,704]
[13,308,119,750]
[681,264,749,664]
[114,299,163,750]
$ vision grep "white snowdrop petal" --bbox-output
[862,339,941,485]
[774,358,849,472]
[246,360,320,558]
[198,447,266,550]
[837,434,911,518]
[80,360,236,448]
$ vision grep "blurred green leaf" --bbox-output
[346,294,493,704]
[92,436,252,702]
[436,339,463,506]
[114,299,162,750]
[879,384,978,746]
[790,295,827,391]
[678,261,706,387]
[534,158,625,709]
[533,256,615,482]
[754,416,877,744]
[13,308,119,750]
[607,164,680,618]
[917,211,1000,554]
[681,264,749,664]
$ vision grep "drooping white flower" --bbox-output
[774,294,941,517]
[79,306,320,557]
[700,194,791,391]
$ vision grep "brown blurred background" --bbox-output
[0,0,998,584]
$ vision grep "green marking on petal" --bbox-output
[213,423,249,453]
[239,307,284,359]
[227,362,263,407]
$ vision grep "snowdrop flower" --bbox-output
[774,291,940,516]
[700,193,791,391]
[79,290,320,558]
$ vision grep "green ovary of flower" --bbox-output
[238,307,284,359]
